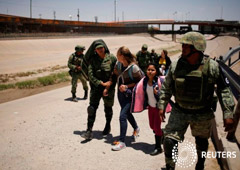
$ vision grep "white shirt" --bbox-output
[147,84,157,108]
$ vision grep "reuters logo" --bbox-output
[172,140,197,168]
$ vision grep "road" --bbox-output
[0,34,239,170]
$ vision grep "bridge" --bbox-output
[0,14,240,39]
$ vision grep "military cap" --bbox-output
[142,44,148,50]
[75,45,85,52]
[95,42,104,49]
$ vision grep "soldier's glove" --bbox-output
[224,118,234,132]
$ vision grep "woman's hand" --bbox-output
[119,84,127,92]
[103,89,109,96]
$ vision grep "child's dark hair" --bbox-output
[147,62,160,77]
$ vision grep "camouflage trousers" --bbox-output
[71,73,88,94]
[164,105,215,167]
[87,85,115,130]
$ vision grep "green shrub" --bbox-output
[38,75,56,86]
[16,80,39,89]
[0,84,15,91]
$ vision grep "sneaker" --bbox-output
[80,131,93,140]
[132,127,140,142]
[111,141,126,151]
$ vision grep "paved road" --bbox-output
[0,84,221,170]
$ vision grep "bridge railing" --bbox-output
[217,46,240,143]
[210,46,240,170]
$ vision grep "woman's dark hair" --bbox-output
[117,46,136,64]
[147,62,160,77]
[163,49,168,56]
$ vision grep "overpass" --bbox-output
[0,14,240,39]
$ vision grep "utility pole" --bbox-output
[53,10,56,20]
[94,16,98,23]
[114,0,117,22]
[220,6,223,19]
[77,8,80,32]
[77,8,80,22]
[30,0,32,18]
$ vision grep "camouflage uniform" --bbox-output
[150,49,159,65]
[158,32,235,170]
[136,44,151,74]
[81,40,117,139]
[68,45,88,101]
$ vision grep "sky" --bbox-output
[0,0,240,22]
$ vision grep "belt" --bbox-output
[175,103,211,114]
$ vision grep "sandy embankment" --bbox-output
[0,34,239,104]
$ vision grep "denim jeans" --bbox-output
[118,91,138,142]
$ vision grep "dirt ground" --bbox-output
[0,34,239,170]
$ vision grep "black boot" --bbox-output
[195,137,208,170]
[72,93,78,102]
[150,135,163,156]
[103,107,112,135]
[195,156,205,170]
[166,164,175,170]
[83,90,88,99]
[102,121,111,135]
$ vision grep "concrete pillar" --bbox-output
[172,24,176,42]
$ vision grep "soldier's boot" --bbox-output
[81,130,93,140]
[164,137,177,170]
[83,90,88,99]
[150,135,163,156]
[81,106,96,140]
[195,137,208,170]
[102,120,111,135]
[72,93,78,102]
[166,164,175,170]
[102,106,113,135]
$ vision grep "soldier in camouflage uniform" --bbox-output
[136,44,151,74]
[158,32,235,170]
[81,40,117,139]
[68,45,88,102]
[150,49,159,65]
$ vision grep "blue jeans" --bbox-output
[118,91,138,142]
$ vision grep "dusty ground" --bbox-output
[0,34,239,105]
[0,34,239,170]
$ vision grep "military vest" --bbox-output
[92,53,116,82]
[172,56,215,109]
[71,53,83,71]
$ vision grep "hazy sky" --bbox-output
[0,0,240,22]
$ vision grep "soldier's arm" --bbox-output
[105,56,118,89]
[68,55,76,70]
[215,65,235,119]
[88,63,102,87]
[158,64,174,110]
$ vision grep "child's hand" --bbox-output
[159,109,165,122]
[154,86,159,95]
